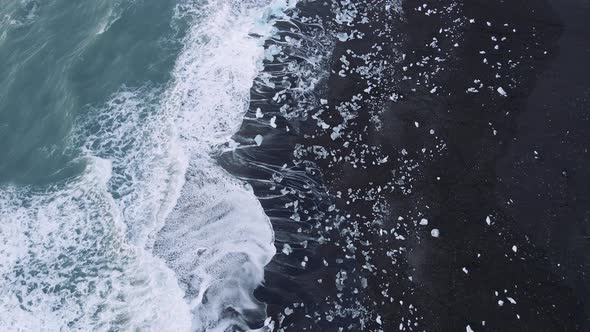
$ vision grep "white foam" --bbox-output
[0,158,192,331]
[153,0,298,330]
[0,0,299,330]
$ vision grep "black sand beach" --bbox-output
[219,0,590,330]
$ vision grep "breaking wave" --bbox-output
[0,0,300,330]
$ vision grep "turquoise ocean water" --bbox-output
[0,0,294,330]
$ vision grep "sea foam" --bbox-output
[0,0,298,331]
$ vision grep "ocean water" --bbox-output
[0,0,298,330]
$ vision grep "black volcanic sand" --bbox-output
[218,0,590,331]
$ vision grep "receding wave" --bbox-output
[0,0,302,331]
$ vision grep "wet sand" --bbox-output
[219,0,590,330]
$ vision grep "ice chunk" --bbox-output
[282,243,292,255]
[254,135,263,146]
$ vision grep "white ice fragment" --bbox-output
[264,317,272,327]
[414,121,420,128]
[282,243,293,255]
[507,297,517,304]
[254,135,263,146]
[431,229,440,237]
[498,300,504,306]
[336,32,349,42]
[430,129,435,135]
[255,108,263,118]
[486,216,492,225]
[466,325,475,332]
[419,218,429,226]
[376,315,382,325]
[269,116,277,128]
[320,98,328,105]
[497,87,507,97]
[512,245,517,253]
[462,267,469,274]
[430,87,437,94]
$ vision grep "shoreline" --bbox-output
[219,0,590,330]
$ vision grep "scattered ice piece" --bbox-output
[361,278,368,288]
[320,98,328,105]
[264,317,272,326]
[430,129,435,135]
[282,243,293,255]
[255,108,263,118]
[430,87,437,94]
[466,325,475,332]
[420,218,429,226]
[462,267,469,274]
[414,121,420,128]
[498,300,504,306]
[269,116,277,128]
[486,216,492,225]
[376,315,382,325]
[284,307,293,316]
[507,297,517,304]
[497,87,507,97]
[512,245,517,253]
[254,135,263,146]
[336,32,349,41]
[431,229,440,237]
